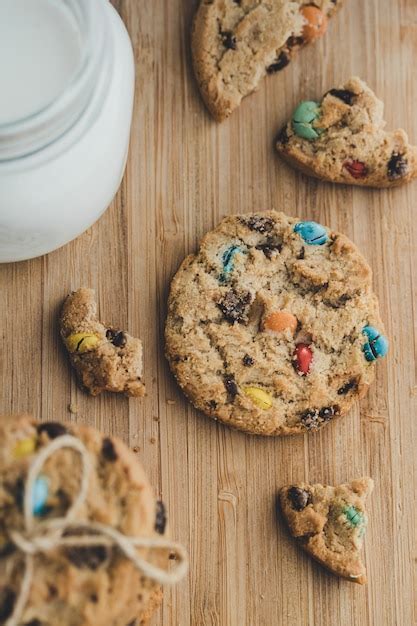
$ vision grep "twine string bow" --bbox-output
[6,435,188,626]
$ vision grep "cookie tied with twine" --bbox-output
[4,434,188,626]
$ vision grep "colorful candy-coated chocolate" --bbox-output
[13,437,36,459]
[362,326,389,362]
[221,245,243,277]
[292,101,322,140]
[65,332,100,353]
[294,343,313,375]
[294,221,328,245]
[344,505,364,528]
[264,311,298,335]
[343,160,368,179]
[32,476,49,516]
[300,5,328,43]
[243,387,273,410]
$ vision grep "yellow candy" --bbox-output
[243,387,273,410]
[14,437,36,458]
[65,333,100,353]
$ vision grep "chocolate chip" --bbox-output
[37,422,68,439]
[267,52,290,73]
[255,238,283,259]
[387,153,408,180]
[0,587,16,621]
[297,247,305,260]
[64,531,109,570]
[287,486,311,511]
[243,354,254,367]
[218,290,252,324]
[287,35,304,49]
[323,293,352,309]
[101,438,118,462]
[209,400,218,410]
[338,378,358,395]
[319,406,336,420]
[220,31,237,50]
[300,406,338,430]
[328,88,356,105]
[244,215,274,233]
[224,375,238,399]
[276,125,289,145]
[106,328,127,348]
[300,410,319,430]
[24,621,42,626]
[155,500,167,534]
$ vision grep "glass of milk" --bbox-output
[0,0,135,262]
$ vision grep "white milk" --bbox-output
[0,0,83,125]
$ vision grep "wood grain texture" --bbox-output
[1,0,416,624]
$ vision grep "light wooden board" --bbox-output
[1,0,416,624]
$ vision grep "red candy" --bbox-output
[343,160,368,179]
[294,343,313,375]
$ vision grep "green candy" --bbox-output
[292,100,322,140]
[344,505,365,528]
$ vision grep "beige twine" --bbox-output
[6,435,188,626]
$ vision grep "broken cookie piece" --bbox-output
[276,76,417,188]
[60,288,145,397]
[279,477,373,584]
[192,0,344,122]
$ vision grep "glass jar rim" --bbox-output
[0,0,108,161]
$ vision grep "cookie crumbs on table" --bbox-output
[165,210,388,436]
[60,288,146,397]
[279,477,373,584]
[276,76,417,188]
[0,414,187,626]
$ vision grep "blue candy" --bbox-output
[32,476,49,516]
[294,221,328,245]
[220,245,244,281]
[362,325,389,362]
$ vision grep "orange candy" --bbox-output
[300,5,328,43]
[264,311,298,335]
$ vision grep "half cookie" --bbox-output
[60,288,146,397]
[276,76,417,187]
[165,211,388,436]
[279,477,373,584]
[192,1,344,121]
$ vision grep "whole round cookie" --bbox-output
[165,211,388,436]
[0,414,186,626]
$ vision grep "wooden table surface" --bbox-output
[1,0,416,624]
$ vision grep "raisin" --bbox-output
[338,379,358,395]
[387,153,408,179]
[255,238,283,259]
[243,354,254,367]
[287,486,311,511]
[276,125,289,145]
[101,438,118,462]
[220,31,237,50]
[155,500,167,535]
[328,88,356,105]
[0,587,16,621]
[218,290,251,324]
[106,328,127,348]
[224,375,238,399]
[244,215,274,233]
[267,52,290,73]
[37,422,68,439]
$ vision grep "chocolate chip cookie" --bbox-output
[192,0,344,121]
[279,477,374,584]
[276,76,417,187]
[165,211,388,436]
[0,414,185,626]
[60,288,146,397]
